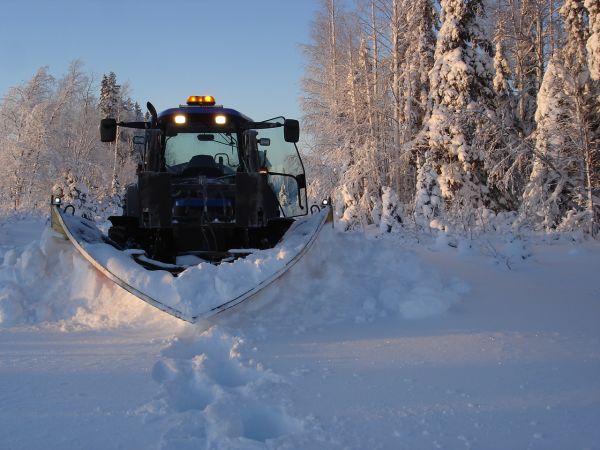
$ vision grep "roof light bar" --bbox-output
[187,95,216,106]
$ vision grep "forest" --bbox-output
[1,0,598,238]
[302,0,600,236]
[0,62,142,217]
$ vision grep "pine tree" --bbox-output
[99,73,137,194]
[134,102,143,121]
[99,72,120,119]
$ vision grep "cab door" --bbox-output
[254,118,307,217]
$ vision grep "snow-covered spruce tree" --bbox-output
[417,0,497,229]
[99,73,139,196]
[133,101,144,121]
[102,72,123,194]
[520,0,600,235]
[99,72,120,119]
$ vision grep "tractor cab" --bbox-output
[100,96,307,263]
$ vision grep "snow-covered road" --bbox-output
[0,329,169,449]
[1,216,599,449]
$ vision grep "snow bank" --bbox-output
[143,326,303,449]
[228,227,468,334]
[0,227,181,330]
[1,210,465,331]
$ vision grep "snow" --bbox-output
[59,209,327,320]
[0,223,179,329]
[1,215,600,449]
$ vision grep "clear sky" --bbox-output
[0,0,320,121]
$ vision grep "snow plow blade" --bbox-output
[50,204,331,323]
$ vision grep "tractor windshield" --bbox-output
[164,131,240,177]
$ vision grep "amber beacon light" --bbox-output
[187,95,216,106]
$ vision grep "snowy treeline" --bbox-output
[302,0,600,236]
[0,61,140,216]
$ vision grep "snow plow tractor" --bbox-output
[50,96,331,322]
[102,95,309,266]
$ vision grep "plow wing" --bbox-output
[50,205,331,323]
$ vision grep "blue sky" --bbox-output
[0,0,320,121]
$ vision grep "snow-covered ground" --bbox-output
[1,215,599,449]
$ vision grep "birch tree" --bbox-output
[0,63,138,215]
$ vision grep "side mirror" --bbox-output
[100,118,117,142]
[284,119,300,143]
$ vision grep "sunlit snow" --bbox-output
[1,215,599,449]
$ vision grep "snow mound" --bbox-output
[144,327,303,449]
[0,227,181,330]
[228,228,468,334]
[0,215,466,332]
